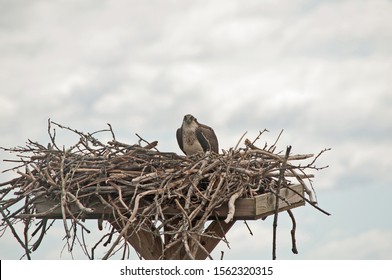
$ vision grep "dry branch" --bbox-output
[0,120,329,259]
[224,189,244,223]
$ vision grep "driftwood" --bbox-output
[0,120,329,259]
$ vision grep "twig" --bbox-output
[269,129,284,152]
[272,145,291,260]
[31,219,48,251]
[234,131,248,151]
[244,220,253,236]
[288,168,316,204]
[107,123,116,140]
[135,133,159,152]
[130,189,163,222]
[0,121,329,260]
[287,210,298,254]
[23,197,32,260]
[286,185,331,216]
[188,234,213,260]
[224,188,243,223]
[182,232,195,260]
[0,208,30,254]
[251,129,269,145]
[102,218,135,260]
[48,118,60,151]
[60,152,71,240]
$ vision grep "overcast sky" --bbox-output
[1,0,391,260]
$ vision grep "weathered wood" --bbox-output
[195,220,236,260]
[213,184,305,220]
[32,184,305,221]
[162,218,187,260]
[1,121,328,260]
[109,218,163,260]
[30,185,305,260]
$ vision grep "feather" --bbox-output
[176,127,185,154]
[177,114,219,156]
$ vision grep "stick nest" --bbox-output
[0,121,329,259]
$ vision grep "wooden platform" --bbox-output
[34,184,304,220]
[32,184,305,259]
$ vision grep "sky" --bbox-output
[0,0,391,260]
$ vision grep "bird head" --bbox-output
[183,114,197,125]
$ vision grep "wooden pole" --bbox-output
[109,218,163,260]
[195,220,236,260]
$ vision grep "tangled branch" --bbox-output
[0,121,329,259]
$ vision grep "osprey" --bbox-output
[176,114,219,156]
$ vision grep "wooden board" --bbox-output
[33,184,305,221]
[213,184,305,220]
[32,184,305,260]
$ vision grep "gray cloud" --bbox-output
[1,0,391,259]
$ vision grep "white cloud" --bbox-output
[280,0,392,56]
[1,0,391,260]
[0,95,18,120]
[306,229,392,259]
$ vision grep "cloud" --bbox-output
[1,0,391,260]
[306,229,392,259]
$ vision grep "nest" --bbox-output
[0,121,329,260]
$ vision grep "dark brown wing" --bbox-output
[176,127,185,154]
[196,124,219,153]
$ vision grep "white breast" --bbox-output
[183,122,204,155]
